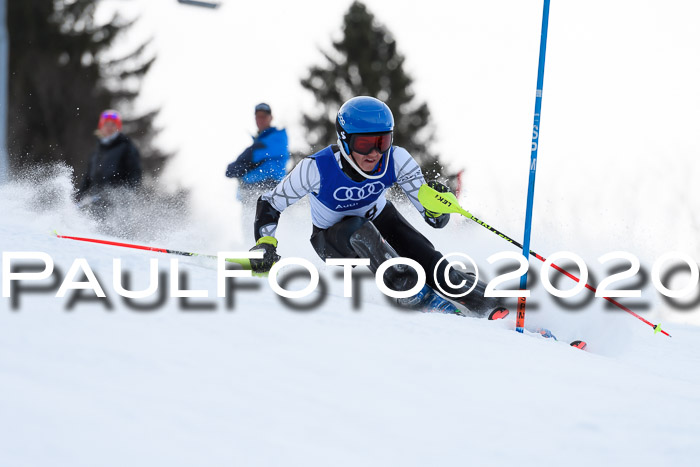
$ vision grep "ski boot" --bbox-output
[399,285,464,316]
[435,266,510,318]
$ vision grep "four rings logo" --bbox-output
[333,182,386,201]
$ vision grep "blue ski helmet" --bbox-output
[335,96,394,179]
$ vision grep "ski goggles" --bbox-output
[348,132,393,155]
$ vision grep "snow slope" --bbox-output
[1,171,699,467]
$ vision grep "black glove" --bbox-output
[423,180,450,229]
[249,236,281,273]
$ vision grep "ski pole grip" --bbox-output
[417,184,471,218]
[256,236,278,248]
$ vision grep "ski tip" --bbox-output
[488,307,510,321]
[51,229,59,236]
[570,340,587,350]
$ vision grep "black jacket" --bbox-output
[78,133,142,197]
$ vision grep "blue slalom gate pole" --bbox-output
[516,0,551,333]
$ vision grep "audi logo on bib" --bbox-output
[333,182,386,201]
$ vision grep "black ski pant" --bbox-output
[309,202,501,314]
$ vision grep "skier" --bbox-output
[247,96,508,318]
[226,103,290,204]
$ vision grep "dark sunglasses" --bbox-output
[349,133,393,155]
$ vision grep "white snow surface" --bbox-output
[1,171,700,467]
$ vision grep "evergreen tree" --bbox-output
[300,1,454,184]
[7,0,168,184]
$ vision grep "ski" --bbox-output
[488,307,510,320]
[570,340,588,350]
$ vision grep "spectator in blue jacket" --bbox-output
[226,103,289,202]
